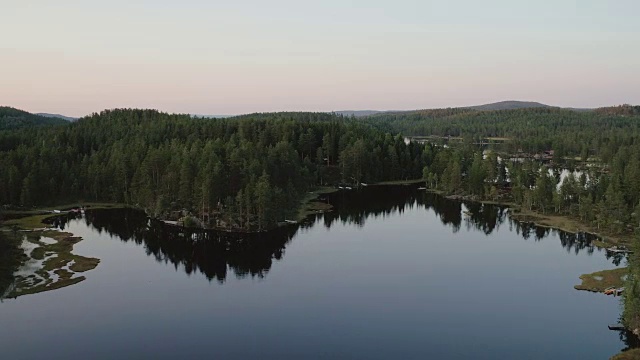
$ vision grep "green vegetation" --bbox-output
[7,230,100,299]
[371,179,426,186]
[0,200,100,299]
[611,348,640,360]
[3,213,56,230]
[4,103,640,351]
[365,104,640,338]
[413,139,640,244]
[467,100,551,111]
[624,236,640,332]
[0,232,26,296]
[0,109,434,231]
[296,188,337,221]
[574,268,627,293]
[0,106,68,130]
[366,104,640,158]
[509,210,631,246]
[0,204,127,231]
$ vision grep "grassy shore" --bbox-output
[371,179,425,186]
[1,202,128,231]
[423,185,631,248]
[435,189,638,358]
[296,187,338,221]
[1,205,105,299]
[611,348,640,360]
[426,186,613,243]
[3,202,127,215]
[574,268,627,293]
[2,188,638,356]
[509,208,633,247]
[7,230,100,298]
[2,213,57,230]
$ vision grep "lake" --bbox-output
[0,186,633,359]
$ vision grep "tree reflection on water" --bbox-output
[42,185,619,284]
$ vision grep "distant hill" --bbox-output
[467,101,553,111]
[333,110,386,117]
[192,114,234,119]
[337,101,567,117]
[0,107,69,130]
[36,113,78,122]
[594,104,640,116]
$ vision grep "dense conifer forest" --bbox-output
[366,105,640,159]
[3,105,640,234]
[0,108,430,230]
[2,104,640,330]
[0,107,68,130]
[363,105,640,237]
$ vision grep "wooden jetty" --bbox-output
[608,324,625,331]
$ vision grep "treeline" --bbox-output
[3,104,640,326]
[0,107,68,130]
[418,140,640,330]
[626,234,640,333]
[366,105,640,161]
[0,109,434,230]
[381,105,640,238]
[422,146,640,235]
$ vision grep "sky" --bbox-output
[1,0,639,117]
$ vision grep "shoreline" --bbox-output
[1,184,637,356]
[1,180,426,233]
[424,188,631,248]
[0,204,112,299]
[3,182,631,244]
[2,182,632,247]
[0,228,100,300]
[424,186,639,355]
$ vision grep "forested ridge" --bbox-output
[0,109,431,231]
[366,104,640,159]
[364,104,640,243]
[0,107,69,130]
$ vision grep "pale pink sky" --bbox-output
[1,0,639,117]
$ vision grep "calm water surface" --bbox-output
[0,187,632,359]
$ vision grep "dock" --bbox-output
[608,324,626,331]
